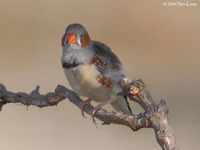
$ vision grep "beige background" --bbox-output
[0,0,199,150]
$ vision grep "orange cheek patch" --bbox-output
[81,35,90,47]
[68,32,76,44]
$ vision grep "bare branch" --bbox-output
[0,80,178,150]
[123,79,178,150]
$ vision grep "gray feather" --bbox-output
[92,41,125,81]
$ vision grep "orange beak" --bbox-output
[68,32,76,45]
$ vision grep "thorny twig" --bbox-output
[0,79,178,150]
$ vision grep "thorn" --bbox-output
[31,85,40,95]
[35,85,40,94]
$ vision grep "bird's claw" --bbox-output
[79,99,92,118]
[90,108,99,124]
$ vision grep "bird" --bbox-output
[61,23,132,122]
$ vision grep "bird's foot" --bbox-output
[90,104,102,124]
[90,100,113,124]
[79,99,92,118]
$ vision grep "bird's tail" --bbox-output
[110,96,133,115]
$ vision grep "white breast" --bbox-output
[64,64,112,102]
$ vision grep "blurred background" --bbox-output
[0,0,199,149]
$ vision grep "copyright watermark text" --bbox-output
[163,1,198,7]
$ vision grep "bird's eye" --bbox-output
[61,33,67,47]
[81,34,90,47]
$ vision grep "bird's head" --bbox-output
[62,23,91,48]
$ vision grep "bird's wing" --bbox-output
[91,41,125,80]
[92,42,132,115]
